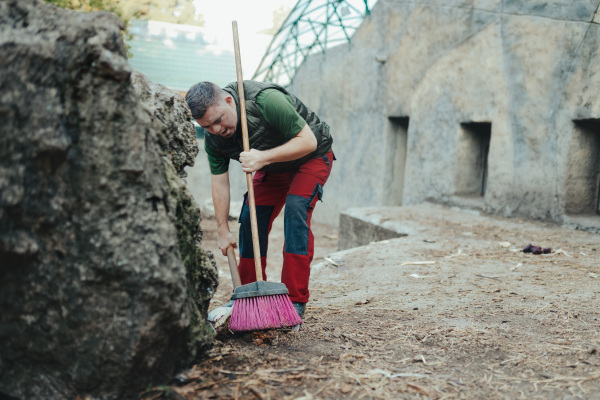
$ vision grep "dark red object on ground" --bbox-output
[523,244,551,255]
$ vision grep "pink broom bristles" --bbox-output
[229,294,302,332]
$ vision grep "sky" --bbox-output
[194,0,297,76]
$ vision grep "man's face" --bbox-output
[196,95,237,139]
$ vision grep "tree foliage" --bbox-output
[120,0,203,26]
[260,5,292,35]
[44,0,203,26]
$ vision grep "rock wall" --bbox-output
[291,0,600,231]
[0,1,218,399]
[131,71,199,178]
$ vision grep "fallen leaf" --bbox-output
[340,384,353,393]
[445,249,463,258]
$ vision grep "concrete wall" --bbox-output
[290,0,600,230]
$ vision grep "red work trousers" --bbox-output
[237,151,334,303]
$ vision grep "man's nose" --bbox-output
[208,124,221,135]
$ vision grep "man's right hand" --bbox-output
[217,230,237,256]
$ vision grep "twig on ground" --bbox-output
[536,372,600,384]
[324,257,339,266]
[248,386,264,399]
[407,382,431,396]
[401,261,436,266]
[475,274,500,281]
[445,249,464,258]
[195,377,232,391]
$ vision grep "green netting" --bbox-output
[253,0,377,86]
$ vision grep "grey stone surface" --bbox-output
[290,0,600,230]
[131,71,199,178]
[0,0,218,399]
[503,0,598,21]
[200,198,244,221]
[339,208,409,250]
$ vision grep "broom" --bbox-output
[228,21,302,332]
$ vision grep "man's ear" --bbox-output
[224,95,234,105]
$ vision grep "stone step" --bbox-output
[338,207,411,250]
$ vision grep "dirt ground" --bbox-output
[156,203,600,400]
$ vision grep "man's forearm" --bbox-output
[239,124,317,172]
[211,172,231,233]
[261,123,317,164]
[211,172,238,255]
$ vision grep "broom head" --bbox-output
[229,281,302,331]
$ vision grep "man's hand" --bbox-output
[217,230,237,256]
[238,124,317,173]
[239,149,268,173]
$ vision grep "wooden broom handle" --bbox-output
[232,21,263,281]
[227,247,242,288]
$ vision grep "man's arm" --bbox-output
[238,123,317,172]
[211,171,237,255]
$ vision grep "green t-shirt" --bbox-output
[204,89,306,175]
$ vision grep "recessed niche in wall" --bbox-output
[455,122,491,197]
[383,116,409,206]
[565,119,600,216]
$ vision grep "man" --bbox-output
[185,80,334,319]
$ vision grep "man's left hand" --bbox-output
[239,149,268,172]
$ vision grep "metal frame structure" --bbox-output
[252,0,377,86]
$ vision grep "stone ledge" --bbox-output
[338,207,410,250]
[562,215,600,234]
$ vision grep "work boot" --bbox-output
[292,301,306,318]
[207,299,234,323]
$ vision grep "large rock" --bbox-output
[0,1,218,399]
[131,71,198,178]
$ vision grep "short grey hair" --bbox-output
[185,81,224,119]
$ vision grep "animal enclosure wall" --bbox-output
[290,0,600,232]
